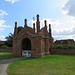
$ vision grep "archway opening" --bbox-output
[22,38,31,50]
[22,38,31,57]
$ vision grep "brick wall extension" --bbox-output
[0,48,12,52]
[51,49,75,54]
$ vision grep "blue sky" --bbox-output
[0,0,75,41]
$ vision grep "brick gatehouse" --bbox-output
[13,14,53,58]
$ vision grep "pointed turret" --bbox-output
[49,24,52,37]
[24,19,27,27]
[44,20,47,31]
[14,22,17,35]
[33,23,35,33]
[36,14,40,32]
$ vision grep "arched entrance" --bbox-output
[22,38,31,57]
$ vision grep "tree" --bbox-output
[5,33,13,47]
[5,26,23,47]
[17,26,23,33]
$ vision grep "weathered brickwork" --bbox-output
[51,49,75,54]
[12,14,53,58]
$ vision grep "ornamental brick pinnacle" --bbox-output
[14,22,17,35]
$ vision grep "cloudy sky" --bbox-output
[0,0,75,41]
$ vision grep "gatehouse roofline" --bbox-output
[14,14,52,36]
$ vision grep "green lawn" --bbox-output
[7,54,75,75]
[0,52,17,60]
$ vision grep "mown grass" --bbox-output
[7,54,75,75]
[0,52,17,60]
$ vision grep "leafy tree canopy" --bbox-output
[17,26,23,33]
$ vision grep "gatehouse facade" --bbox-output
[12,14,53,58]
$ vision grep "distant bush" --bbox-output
[67,44,75,49]
[53,44,75,49]
[53,44,63,49]
[0,45,11,49]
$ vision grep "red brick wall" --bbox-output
[13,20,52,58]
[51,49,75,54]
[0,48,12,52]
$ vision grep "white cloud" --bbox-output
[0,36,6,41]
[61,7,69,15]
[61,0,75,17]
[0,10,11,31]
[0,10,8,18]
[0,28,4,31]
[40,18,62,29]
[28,16,75,41]
[28,20,36,28]
[0,20,10,28]
[53,34,75,41]
[5,0,19,4]
[61,0,69,14]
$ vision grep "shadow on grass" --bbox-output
[0,54,18,60]
[20,57,38,61]
[20,54,75,61]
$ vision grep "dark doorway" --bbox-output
[22,38,31,57]
[22,38,31,50]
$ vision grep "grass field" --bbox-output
[7,54,75,75]
[0,52,17,60]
